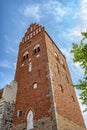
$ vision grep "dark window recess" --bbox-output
[34,47,40,55]
[71,96,75,102]
[55,53,59,62]
[60,60,66,70]
[22,54,28,61]
[19,110,22,116]
[56,57,59,62]
[26,54,28,59]
[56,64,59,73]
[65,73,69,83]
[63,64,66,70]
[23,56,25,61]
[17,110,22,117]
[60,85,63,93]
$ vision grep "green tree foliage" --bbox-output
[71,32,87,106]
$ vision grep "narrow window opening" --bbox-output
[22,51,28,61]
[65,73,69,83]
[26,54,28,59]
[54,52,58,57]
[62,63,66,70]
[28,62,32,72]
[60,60,64,65]
[17,110,22,117]
[34,47,40,55]
[38,47,40,52]
[34,49,37,54]
[55,53,59,62]
[59,85,63,93]
[60,60,66,69]
[71,96,75,102]
[23,56,26,61]
[56,64,59,73]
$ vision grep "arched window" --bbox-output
[23,51,28,61]
[27,110,34,130]
[34,44,40,55]
[33,82,37,89]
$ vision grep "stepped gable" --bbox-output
[21,23,44,44]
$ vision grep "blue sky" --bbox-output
[0,0,87,127]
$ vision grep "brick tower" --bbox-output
[13,23,86,130]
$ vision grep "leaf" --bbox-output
[71,31,87,106]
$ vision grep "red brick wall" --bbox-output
[45,32,86,128]
[13,23,86,130]
[14,24,52,125]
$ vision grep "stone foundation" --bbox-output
[57,114,86,130]
[13,117,53,130]
[0,102,14,130]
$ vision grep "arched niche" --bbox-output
[27,110,34,130]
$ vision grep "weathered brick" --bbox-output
[13,23,86,130]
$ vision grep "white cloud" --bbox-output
[6,46,17,54]
[20,4,41,21]
[0,60,15,69]
[62,25,87,42]
[73,0,87,25]
[0,61,11,69]
[60,48,73,64]
[74,62,84,74]
[61,48,84,76]
[68,27,82,39]
[80,0,87,23]
[20,0,71,23]
[62,0,87,42]
[61,48,72,59]
[44,0,70,22]
[0,63,11,69]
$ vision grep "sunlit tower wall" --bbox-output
[13,23,86,130]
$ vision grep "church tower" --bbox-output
[13,23,86,130]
